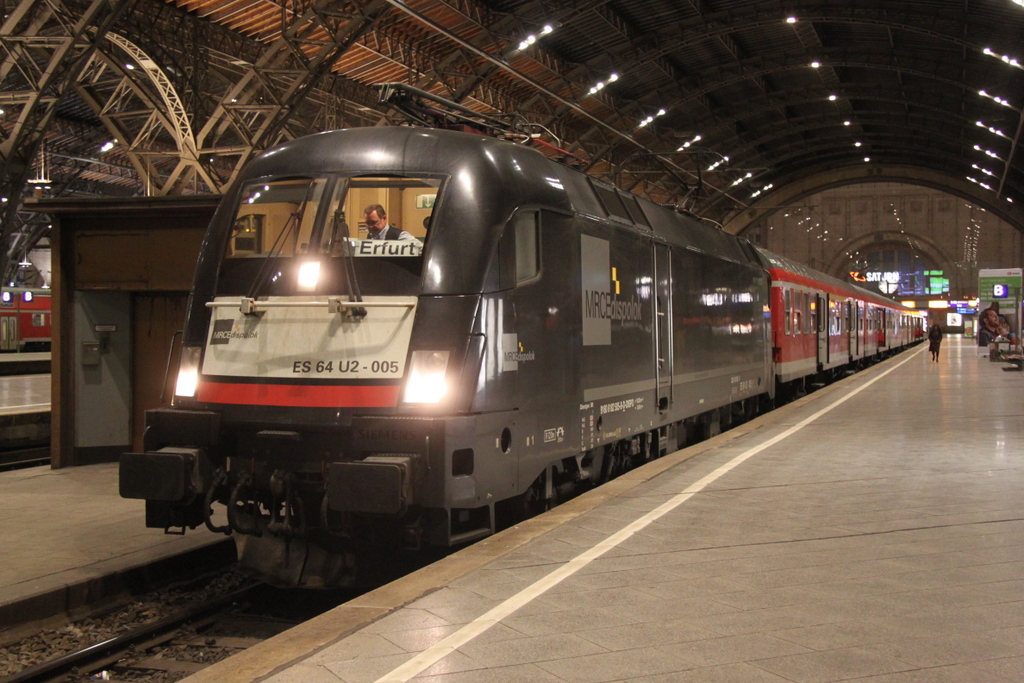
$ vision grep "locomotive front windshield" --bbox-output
[216,175,441,297]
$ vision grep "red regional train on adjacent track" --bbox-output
[760,250,923,398]
[120,126,924,587]
[0,286,52,352]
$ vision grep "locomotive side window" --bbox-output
[514,211,540,283]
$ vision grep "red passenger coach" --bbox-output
[0,287,52,352]
[758,249,922,392]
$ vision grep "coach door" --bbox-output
[817,293,828,368]
[654,243,673,412]
[853,302,863,357]
[0,316,16,351]
[846,302,856,360]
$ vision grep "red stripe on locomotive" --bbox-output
[197,381,402,408]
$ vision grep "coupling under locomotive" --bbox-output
[120,126,773,586]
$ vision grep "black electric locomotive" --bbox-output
[120,126,790,586]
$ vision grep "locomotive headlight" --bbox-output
[297,261,321,291]
[403,350,450,403]
[173,346,202,400]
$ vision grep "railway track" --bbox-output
[0,446,49,472]
[4,585,261,683]
[1,579,357,683]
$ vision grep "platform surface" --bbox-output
[0,372,49,415]
[177,336,1024,683]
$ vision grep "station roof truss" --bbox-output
[2,0,1024,278]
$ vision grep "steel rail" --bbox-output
[0,584,260,683]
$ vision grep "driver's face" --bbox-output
[366,212,386,228]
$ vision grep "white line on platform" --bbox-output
[374,347,925,683]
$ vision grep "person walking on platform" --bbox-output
[928,323,943,362]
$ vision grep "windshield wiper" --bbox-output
[332,209,367,320]
[244,209,301,305]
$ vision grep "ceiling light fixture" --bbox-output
[978,89,1015,108]
[676,133,702,151]
[983,47,1023,69]
[587,72,619,96]
[731,171,754,187]
[976,120,1008,137]
[974,144,1003,161]
[637,108,666,128]
[517,24,554,51]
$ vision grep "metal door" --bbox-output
[817,293,828,368]
[1,317,15,351]
[654,244,673,412]
[855,302,863,357]
[846,302,854,361]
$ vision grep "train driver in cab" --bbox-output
[363,204,420,242]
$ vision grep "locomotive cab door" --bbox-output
[511,209,578,468]
[654,243,673,412]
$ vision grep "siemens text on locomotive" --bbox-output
[120,127,922,586]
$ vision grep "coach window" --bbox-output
[783,289,791,335]
[803,293,811,334]
[514,211,540,283]
[792,293,802,335]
